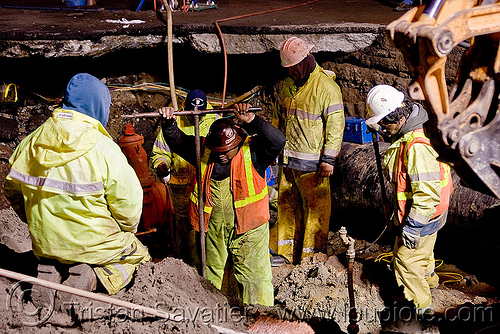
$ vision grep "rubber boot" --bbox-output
[56,264,97,312]
[31,264,61,310]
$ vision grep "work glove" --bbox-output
[402,217,422,249]
[156,163,171,181]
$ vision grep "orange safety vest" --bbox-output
[395,129,453,225]
[189,138,270,234]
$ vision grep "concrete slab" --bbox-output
[0,0,405,57]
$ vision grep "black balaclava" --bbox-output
[294,54,316,87]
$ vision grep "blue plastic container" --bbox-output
[65,0,87,7]
[343,117,374,144]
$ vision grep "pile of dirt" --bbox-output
[0,208,31,253]
[273,253,385,333]
[0,209,249,333]
[73,258,248,334]
[0,257,249,334]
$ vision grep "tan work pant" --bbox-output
[393,232,439,310]
[277,167,331,264]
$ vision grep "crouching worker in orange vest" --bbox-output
[158,103,285,306]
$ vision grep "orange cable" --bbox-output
[214,0,322,108]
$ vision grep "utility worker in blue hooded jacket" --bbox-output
[5,73,151,301]
[151,89,217,267]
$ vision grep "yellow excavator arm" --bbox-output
[387,0,500,198]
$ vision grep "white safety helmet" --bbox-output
[280,37,314,67]
[365,85,405,126]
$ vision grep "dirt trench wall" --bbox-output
[0,30,473,225]
[0,29,478,220]
[321,33,467,118]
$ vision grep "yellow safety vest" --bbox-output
[273,64,344,168]
[5,109,143,264]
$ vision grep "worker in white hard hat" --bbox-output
[366,85,453,316]
[271,36,345,266]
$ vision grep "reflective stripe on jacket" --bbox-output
[273,64,344,171]
[5,108,143,264]
[151,105,216,185]
[384,128,452,234]
[188,138,269,234]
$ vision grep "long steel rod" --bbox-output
[121,107,261,118]
[1,267,249,333]
[194,109,206,279]
[370,130,392,230]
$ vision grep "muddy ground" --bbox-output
[1,202,499,334]
[1,64,500,333]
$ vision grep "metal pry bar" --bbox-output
[121,107,262,118]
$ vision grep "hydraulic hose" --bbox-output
[214,0,322,107]
[161,0,178,110]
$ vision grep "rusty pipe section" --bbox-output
[339,226,359,334]
[118,124,175,240]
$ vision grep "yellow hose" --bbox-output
[374,251,464,288]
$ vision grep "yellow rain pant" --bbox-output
[267,185,279,255]
[170,184,200,268]
[277,167,331,264]
[93,239,151,295]
[393,232,438,309]
[205,178,274,307]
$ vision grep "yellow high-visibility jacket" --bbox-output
[150,104,216,185]
[4,108,143,265]
[384,128,452,235]
[273,64,345,171]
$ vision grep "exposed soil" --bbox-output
[2,203,500,334]
[2,68,500,333]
